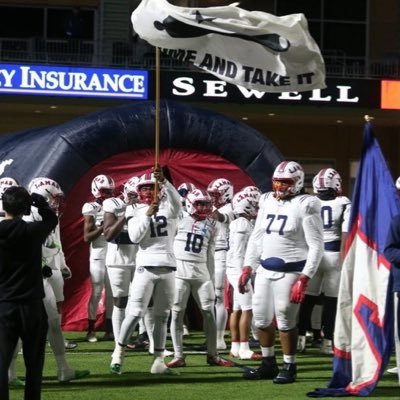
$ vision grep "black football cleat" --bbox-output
[273,362,297,384]
[243,356,279,380]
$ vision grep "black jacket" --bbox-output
[0,206,58,302]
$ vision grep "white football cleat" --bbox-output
[297,335,306,353]
[320,339,333,355]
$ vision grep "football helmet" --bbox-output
[396,176,400,191]
[313,168,342,195]
[207,178,234,208]
[123,176,139,204]
[232,191,259,218]
[136,173,162,204]
[177,182,196,208]
[272,161,304,199]
[240,185,262,202]
[91,174,115,200]
[177,182,196,199]
[186,189,213,220]
[0,177,19,198]
[28,177,64,212]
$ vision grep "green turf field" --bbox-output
[9,331,400,400]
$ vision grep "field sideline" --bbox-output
[10,331,399,400]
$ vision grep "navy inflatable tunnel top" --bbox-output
[0,100,282,193]
[0,100,284,330]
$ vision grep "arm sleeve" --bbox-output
[163,180,182,218]
[384,216,400,265]
[206,233,216,285]
[301,198,324,278]
[31,207,58,242]
[243,195,268,270]
[341,198,352,233]
[128,210,151,244]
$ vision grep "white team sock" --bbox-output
[112,305,125,343]
[170,309,184,358]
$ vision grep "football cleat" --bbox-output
[297,335,306,353]
[206,355,235,367]
[166,357,186,368]
[110,363,122,375]
[58,369,90,383]
[64,340,78,350]
[9,378,25,387]
[273,362,297,384]
[86,332,98,343]
[151,358,180,375]
[243,356,279,380]
[387,367,399,374]
[320,339,333,355]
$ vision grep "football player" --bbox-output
[168,188,234,368]
[110,166,181,375]
[239,161,324,384]
[297,168,351,354]
[207,178,235,349]
[103,176,139,347]
[226,190,261,360]
[27,177,90,382]
[82,174,115,343]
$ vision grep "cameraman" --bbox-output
[0,186,57,400]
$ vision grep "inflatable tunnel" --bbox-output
[0,100,283,330]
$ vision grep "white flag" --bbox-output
[131,0,326,93]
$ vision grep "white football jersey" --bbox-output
[214,202,235,250]
[244,192,324,278]
[226,216,254,271]
[24,208,66,270]
[174,215,216,263]
[318,196,351,243]
[128,180,181,268]
[103,197,138,267]
[0,199,4,221]
[82,200,107,258]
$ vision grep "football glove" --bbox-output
[238,266,253,294]
[61,265,72,280]
[42,265,53,278]
[31,193,49,209]
[290,275,309,304]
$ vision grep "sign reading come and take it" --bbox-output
[0,64,148,99]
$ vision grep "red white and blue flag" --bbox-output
[308,123,400,397]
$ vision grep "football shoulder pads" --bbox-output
[82,201,102,216]
[102,197,125,214]
[299,194,321,215]
[230,216,252,234]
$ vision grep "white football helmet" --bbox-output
[28,177,64,212]
[186,188,213,220]
[313,168,342,195]
[123,176,139,204]
[207,178,234,208]
[232,191,259,218]
[91,174,115,200]
[136,173,162,205]
[177,182,196,199]
[272,161,304,199]
[177,182,196,208]
[240,185,262,202]
[0,177,19,198]
[396,176,400,191]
